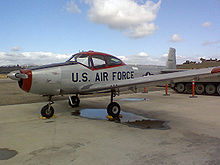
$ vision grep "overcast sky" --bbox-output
[0,0,220,66]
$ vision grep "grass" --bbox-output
[0,74,8,79]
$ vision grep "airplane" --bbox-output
[8,49,220,119]
[130,47,180,76]
[160,48,188,74]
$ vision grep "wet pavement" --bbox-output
[118,97,150,101]
[71,108,168,129]
[0,148,17,160]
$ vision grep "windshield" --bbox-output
[67,54,91,67]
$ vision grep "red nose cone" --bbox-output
[20,69,32,92]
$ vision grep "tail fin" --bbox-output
[166,47,176,69]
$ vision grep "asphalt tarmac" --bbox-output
[1,79,220,165]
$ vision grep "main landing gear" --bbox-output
[67,90,121,119]
[107,89,121,118]
[68,95,80,107]
[40,90,121,119]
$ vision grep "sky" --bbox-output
[0,0,220,66]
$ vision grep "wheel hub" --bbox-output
[46,108,51,115]
[112,107,119,114]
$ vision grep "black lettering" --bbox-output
[82,72,88,82]
[127,71,130,79]
[100,72,103,81]
[122,71,126,80]
[95,73,100,81]
[112,72,116,81]
[117,72,122,80]
[72,73,78,82]
[131,71,134,79]
[103,72,108,81]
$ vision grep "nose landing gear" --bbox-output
[41,104,54,119]
[41,96,55,119]
[40,95,81,119]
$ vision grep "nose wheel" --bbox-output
[41,96,55,119]
[40,95,81,119]
[41,104,54,119]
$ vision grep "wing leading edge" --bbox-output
[80,67,220,94]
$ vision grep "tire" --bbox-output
[41,104,54,119]
[185,83,192,94]
[195,83,205,95]
[205,84,216,95]
[68,96,80,107]
[107,102,121,118]
[175,83,185,93]
[217,84,220,95]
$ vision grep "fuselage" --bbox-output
[29,61,134,95]
[11,51,140,96]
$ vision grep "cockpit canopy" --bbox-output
[67,51,124,70]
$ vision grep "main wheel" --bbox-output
[68,96,80,107]
[205,84,216,95]
[41,104,54,119]
[175,83,185,93]
[185,83,192,94]
[107,102,121,118]
[195,83,205,95]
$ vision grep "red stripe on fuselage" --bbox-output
[20,69,32,92]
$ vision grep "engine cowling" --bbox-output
[8,69,32,92]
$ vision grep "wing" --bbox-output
[79,67,220,93]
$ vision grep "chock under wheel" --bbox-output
[40,115,56,119]
[106,114,123,120]
[106,115,114,120]
[40,116,47,120]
